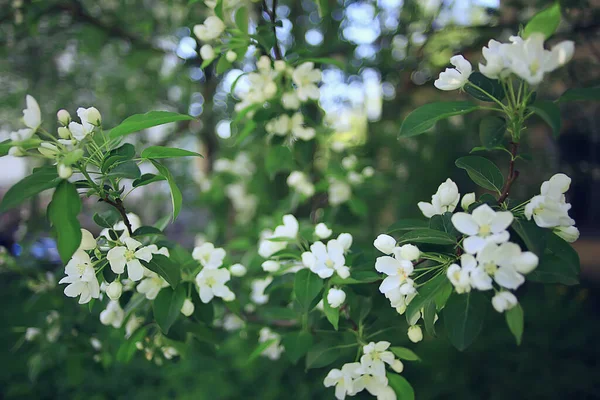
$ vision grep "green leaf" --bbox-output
[116,327,147,363]
[399,229,456,245]
[406,274,451,323]
[455,155,504,193]
[316,0,328,18]
[322,289,340,330]
[133,226,163,237]
[152,286,186,334]
[399,102,479,138]
[141,146,203,159]
[506,303,524,345]
[523,2,561,39]
[429,212,459,237]
[107,160,141,179]
[387,219,429,233]
[479,116,506,149]
[423,300,437,337]
[215,56,232,74]
[142,255,181,288]
[528,233,580,285]
[282,331,313,364]
[0,166,62,212]
[305,342,355,370]
[101,143,135,172]
[265,146,294,176]
[529,101,562,138]
[109,111,194,139]
[294,269,324,312]
[132,173,166,188]
[387,373,415,400]
[151,160,182,221]
[47,181,82,263]
[234,6,249,34]
[390,347,421,361]
[330,270,381,285]
[558,87,600,102]
[512,219,548,255]
[465,72,505,102]
[93,209,120,229]
[443,291,487,351]
[257,307,298,320]
[348,198,368,217]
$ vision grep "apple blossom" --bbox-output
[337,233,353,252]
[261,260,281,273]
[258,215,299,258]
[301,239,350,279]
[327,288,346,308]
[477,242,538,290]
[58,250,100,304]
[195,268,235,303]
[251,276,273,304]
[106,281,123,300]
[10,128,33,142]
[57,109,71,125]
[461,192,476,211]
[200,44,215,61]
[452,204,513,254]
[328,179,352,206]
[281,91,301,110]
[193,16,225,42]
[360,341,395,377]
[258,327,285,360]
[418,178,460,218]
[554,225,580,243]
[287,171,315,197]
[434,55,472,91]
[192,242,226,269]
[407,325,423,343]
[324,362,362,400]
[107,237,153,282]
[492,291,518,313]
[447,263,472,294]
[100,300,124,328]
[375,255,414,295]
[394,244,420,261]
[390,359,404,373]
[136,271,169,300]
[222,314,245,331]
[229,263,247,277]
[225,50,237,62]
[78,229,96,251]
[22,95,41,131]
[291,62,321,101]
[315,223,333,239]
[181,298,195,316]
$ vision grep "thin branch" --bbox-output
[101,196,134,236]
[498,142,520,204]
[262,0,282,60]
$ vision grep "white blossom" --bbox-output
[328,179,352,206]
[292,62,321,101]
[407,325,423,343]
[79,229,96,251]
[200,44,215,60]
[181,298,195,316]
[525,173,576,230]
[10,128,34,142]
[223,314,245,331]
[193,16,225,42]
[452,204,513,254]
[259,327,285,360]
[106,281,123,300]
[59,250,100,304]
[258,215,299,258]
[282,91,301,110]
[360,341,395,377]
[262,260,281,273]
[226,50,237,62]
[447,263,472,294]
[554,225,580,243]
[315,223,333,239]
[394,244,420,261]
[342,155,358,170]
[25,327,41,341]
[57,109,71,125]
[136,271,169,300]
[195,268,235,303]
[301,240,350,279]
[390,359,404,373]
[337,233,353,252]
[461,192,476,211]
[229,263,247,277]
[434,55,472,91]
[251,276,273,304]
[107,237,153,282]
[374,234,396,255]
[418,178,460,218]
[192,242,226,269]
[22,95,41,131]
[477,242,538,290]
[287,171,315,197]
[100,300,124,328]
[375,255,414,295]
[327,288,346,308]
[492,291,518,313]
[324,362,363,400]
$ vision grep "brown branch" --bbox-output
[262,0,282,60]
[101,196,134,236]
[498,142,520,204]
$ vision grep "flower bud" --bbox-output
[261,260,280,273]
[492,291,518,313]
[79,229,96,251]
[398,244,420,261]
[229,263,247,277]
[461,192,476,211]
[106,281,123,300]
[326,288,346,308]
[337,233,353,251]
[58,126,71,139]
[315,223,332,239]
[58,164,73,179]
[225,50,237,62]
[63,148,84,165]
[181,298,195,316]
[200,44,215,61]
[407,325,423,343]
[391,359,404,373]
[553,225,579,243]
[342,155,357,170]
[373,234,396,255]
[86,107,102,126]
[274,60,286,72]
[362,166,375,177]
[8,146,25,157]
[57,109,71,125]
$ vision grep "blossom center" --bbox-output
[483,262,497,275]
[325,259,334,268]
[479,224,492,237]
[125,249,136,261]
[529,60,540,75]
[205,276,216,286]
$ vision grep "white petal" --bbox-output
[451,213,479,236]
[463,236,487,254]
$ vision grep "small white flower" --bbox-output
[195,268,235,303]
[302,240,350,279]
[223,314,245,331]
[125,314,143,338]
[452,204,514,254]
[390,359,404,373]
[315,223,333,239]
[524,195,574,228]
[324,362,362,400]
[281,91,301,110]
[375,255,414,295]
[25,327,41,342]
[477,242,538,290]
[479,39,510,79]
[181,298,195,316]
[360,341,395,377]
[107,237,153,282]
[337,233,353,252]
[22,95,41,131]
[342,155,358,170]
[259,327,285,360]
[492,291,518,313]
[395,244,420,261]
[106,281,123,300]
[261,260,281,273]
[251,276,273,304]
[418,178,460,218]
[290,112,316,140]
[58,164,73,179]
[292,62,321,101]
[193,16,225,42]
[78,107,101,126]
[553,225,579,243]
[100,300,124,328]
[258,215,299,258]
[327,288,346,308]
[57,109,71,125]
[434,55,472,91]
[79,229,96,251]
[373,234,396,255]
[407,325,423,343]
[59,250,100,304]
[147,244,170,257]
[362,166,375,177]
[10,128,34,142]
[287,171,315,197]
[347,171,364,185]
[200,44,215,61]
[136,271,169,300]
[328,179,352,206]
[447,263,472,294]
[229,263,247,277]
[225,50,237,62]
[461,192,476,211]
[192,242,226,269]
[351,373,390,397]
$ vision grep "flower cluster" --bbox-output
[435,33,574,90]
[524,173,579,242]
[258,327,285,360]
[324,341,406,400]
[193,242,236,303]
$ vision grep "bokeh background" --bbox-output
[1,0,599,398]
